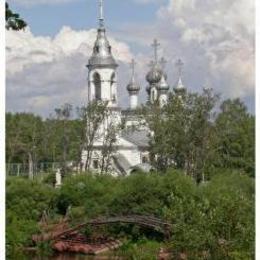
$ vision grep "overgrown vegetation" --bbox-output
[6,90,255,258]
[141,90,255,181]
[6,170,254,259]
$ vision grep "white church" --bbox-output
[81,0,186,176]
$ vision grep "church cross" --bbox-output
[160,57,167,70]
[99,0,104,28]
[176,58,184,77]
[151,39,160,63]
[130,59,136,79]
[148,60,155,68]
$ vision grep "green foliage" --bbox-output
[6,113,44,164]
[6,170,254,258]
[118,240,162,260]
[6,178,57,256]
[56,174,118,217]
[214,99,255,176]
[143,89,219,182]
[42,172,56,186]
[142,92,254,181]
[164,172,254,259]
[6,2,27,30]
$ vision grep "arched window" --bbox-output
[93,72,101,100]
[110,73,116,102]
[151,89,156,102]
[110,72,115,84]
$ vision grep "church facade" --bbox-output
[81,0,185,176]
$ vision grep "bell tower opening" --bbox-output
[94,72,102,100]
[110,72,116,102]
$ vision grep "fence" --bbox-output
[6,162,63,177]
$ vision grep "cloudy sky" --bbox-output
[6,0,255,116]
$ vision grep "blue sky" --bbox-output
[6,0,255,116]
[9,0,167,36]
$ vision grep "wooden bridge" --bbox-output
[32,215,172,243]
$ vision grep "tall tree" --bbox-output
[214,99,255,176]
[142,89,219,182]
[54,103,73,175]
[6,113,43,178]
[77,101,109,171]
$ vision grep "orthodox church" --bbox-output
[81,0,186,176]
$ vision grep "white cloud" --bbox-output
[155,0,255,98]
[115,0,254,105]
[6,0,255,115]
[6,26,133,116]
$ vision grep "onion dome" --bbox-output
[175,77,185,89]
[127,80,140,94]
[127,59,140,94]
[174,77,186,96]
[146,65,163,85]
[88,27,118,68]
[158,75,169,91]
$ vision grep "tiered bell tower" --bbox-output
[87,0,118,108]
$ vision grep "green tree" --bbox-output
[54,103,73,174]
[6,113,44,179]
[142,89,219,182]
[6,178,56,256]
[214,99,255,176]
[77,101,110,171]
[6,2,27,30]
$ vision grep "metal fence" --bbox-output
[6,162,62,177]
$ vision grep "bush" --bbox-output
[6,170,254,258]
[6,177,57,256]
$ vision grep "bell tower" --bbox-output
[87,0,118,108]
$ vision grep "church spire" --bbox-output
[174,58,186,97]
[130,58,136,82]
[175,58,185,89]
[127,59,140,110]
[98,0,104,28]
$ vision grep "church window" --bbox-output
[151,89,155,101]
[93,72,101,100]
[110,73,116,102]
[111,72,115,83]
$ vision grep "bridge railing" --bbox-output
[32,215,172,243]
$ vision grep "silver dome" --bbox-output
[146,65,163,84]
[127,80,140,93]
[88,28,118,68]
[158,75,169,91]
[175,77,185,89]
